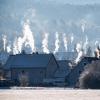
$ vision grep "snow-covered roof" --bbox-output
[4,53,55,69]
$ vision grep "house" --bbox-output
[66,57,99,88]
[54,60,71,78]
[0,63,3,80]
[54,52,77,60]
[4,53,58,86]
[43,60,71,86]
[54,60,71,86]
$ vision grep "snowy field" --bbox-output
[0,88,100,100]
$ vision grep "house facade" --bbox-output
[4,53,58,86]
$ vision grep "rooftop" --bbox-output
[4,53,55,69]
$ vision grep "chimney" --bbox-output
[21,50,26,54]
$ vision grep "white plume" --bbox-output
[70,33,74,43]
[13,38,19,55]
[42,32,49,54]
[83,35,89,54]
[22,20,36,53]
[54,32,60,54]
[95,40,99,46]
[63,33,68,52]
[81,21,86,33]
[75,43,83,64]
[15,19,36,54]
[6,45,11,53]
[2,34,7,51]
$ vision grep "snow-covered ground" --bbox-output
[0,88,100,100]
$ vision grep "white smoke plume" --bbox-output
[42,32,49,54]
[63,33,68,52]
[53,32,60,54]
[83,35,89,54]
[6,45,11,53]
[2,34,7,51]
[75,43,83,64]
[13,38,19,55]
[9,19,36,54]
[70,33,74,44]
[95,47,100,58]
[14,19,36,54]
[95,40,99,46]
[17,37,24,53]
[81,21,86,33]
[22,20,36,53]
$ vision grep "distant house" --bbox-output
[4,53,58,86]
[0,63,3,80]
[55,60,71,78]
[54,60,71,86]
[43,60,71,86]
[54,52,77,60]
[67,57,99,88]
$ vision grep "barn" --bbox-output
[4,53,58,86]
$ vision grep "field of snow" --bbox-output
[0,88,100,100]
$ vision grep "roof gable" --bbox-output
[5,53,55,69]
[54,60,71,78]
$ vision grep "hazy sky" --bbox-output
[0,0,100,54]
[43,0,100,5]
[49,0,100,4]
[1,0,100,6]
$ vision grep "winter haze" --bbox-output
[0,0,100,54]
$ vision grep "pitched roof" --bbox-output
[54,60,71,78]
[82,57,99,63]
[4,53,55,69]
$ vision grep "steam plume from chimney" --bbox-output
[75,43,83,64]
[17,37,24,53]
[16,19,36,54]
[83,35,89,54]
[2,34,7,51]
[22,20,36,53]
[94,46,100,58]
[95,40,99,46]
[54,32,60,54]
[81,21,86,33]
[70,33,74,44]
[42,32,49,54]
[13,38,19,55]
[63,33,68,52]
[6,44,11,53]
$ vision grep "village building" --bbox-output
[4,53,59,86]
[66,57,99,88]
[54,52,77,60]
[54,60,71,86]
[0,63,4,80]
[43,60,71,86]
